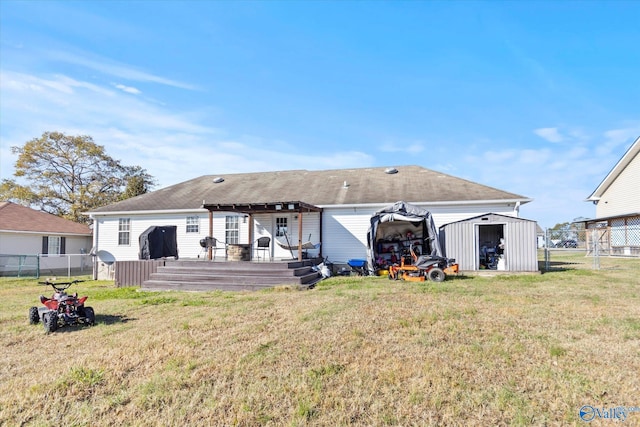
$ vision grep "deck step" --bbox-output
[141,259,321,292]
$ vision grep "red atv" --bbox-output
[28,279,95,333]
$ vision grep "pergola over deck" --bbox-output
[201,201,323,261]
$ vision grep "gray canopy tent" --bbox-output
[367,201,443,274]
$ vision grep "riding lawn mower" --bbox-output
[388,243,458,282]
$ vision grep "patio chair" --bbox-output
[199,237,226,260]
[254,236,272,261]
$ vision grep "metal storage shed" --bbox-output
[439,213,539,272]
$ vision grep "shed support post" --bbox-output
[298,211,303,261]
[208,210,213,261]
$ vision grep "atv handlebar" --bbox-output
[38,279,85,292]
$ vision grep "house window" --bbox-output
[276,217,288,237]
[225,216,239,244]
[186,216,200,233]
[48,236,62,255]
[118,218,131,246]
[41,236,65,255]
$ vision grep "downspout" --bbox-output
[248,213,254,259]
[319,210,323,258]
[90,215,98,280]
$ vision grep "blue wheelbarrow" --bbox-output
[347,259,368,276]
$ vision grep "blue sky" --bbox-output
[1,0,639,228]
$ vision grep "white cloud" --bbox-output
[534,127,564,143]
[45,50,198,90]
[114,83,142,95]
[0,69,373,187]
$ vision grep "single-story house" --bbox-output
[0,201,93,276]
[86,165,532,275]
[583,136,640,257]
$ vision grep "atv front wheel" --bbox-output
[83,307,95,326]
[43,312,58,333]
[427,267,445,282]
[29,307,40,324]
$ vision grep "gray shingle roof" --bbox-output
[88,165,530,213]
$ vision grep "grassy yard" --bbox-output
[1,253,639,426]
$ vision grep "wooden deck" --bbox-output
[139,259,322,292]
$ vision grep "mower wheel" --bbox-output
[43,312,58,333]
[83,307,95,326]
[428,267,446,282]
[28,307,40,324]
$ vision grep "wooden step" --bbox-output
[141,259,321,292]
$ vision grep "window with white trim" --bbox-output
[276,217,288,237]
[186,216,200,233]
[48,236,62,255]
[225,216,239,244]
[42,236,65,255]
[118,218,131,246]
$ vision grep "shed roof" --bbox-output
[0,202,92,235]
[87,165,531,214]
[440,212,536,229]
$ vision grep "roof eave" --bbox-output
[588,136,640,199]
[0,229,92,236]
[87,208,209,217]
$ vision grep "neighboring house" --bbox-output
[584,136,640,256]
[0,201,93,275]
[86,165,532,272]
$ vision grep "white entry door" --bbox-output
[273,215,294,259]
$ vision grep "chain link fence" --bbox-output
[541,216,640,271]
[0,254,92,278]
[540,224,588,272]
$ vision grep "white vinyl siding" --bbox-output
[92,202,519,262]
[596,152,640,218]
[321,203,520,264]
[93,211,249,261]
[0,232,91,256]
[253,212,321,260]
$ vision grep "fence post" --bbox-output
[544,228,550,271]
[592,228,600,270]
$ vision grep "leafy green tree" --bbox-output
[1,131,155,223]
[549,222,571,240]
[120,168,154,201]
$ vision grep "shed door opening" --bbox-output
[477,224,505,270]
